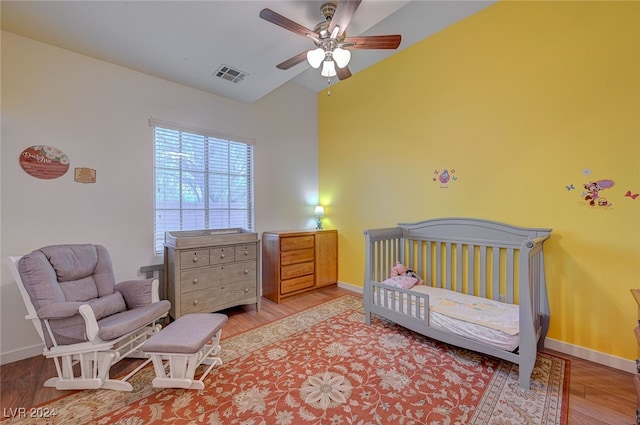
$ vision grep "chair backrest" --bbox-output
[18,244,117,311]
[6,256,46,344]
[8,244,122,348]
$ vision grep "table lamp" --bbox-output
[314,206,325,230]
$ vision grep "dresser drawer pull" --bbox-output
[244,288,249,293]
[192,255,199,263]
[244,250,249,256]
[244,269,249,274]
[220,253,225,259]
[193,299,199,305]
[193,278,199,284]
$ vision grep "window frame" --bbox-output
[150,119,255,255]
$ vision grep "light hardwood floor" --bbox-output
[1,286,636,424]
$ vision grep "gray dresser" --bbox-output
[164,229,261,319]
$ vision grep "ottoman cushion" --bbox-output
[143,313,228,355]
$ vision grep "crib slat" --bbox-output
[380,241,385,281]
[492,245,500,301]
[383,240,389,280]
[435,242,442,288]
[416,241,423,277]
[468,244,475,295]
[506,248,515,303]
[456,243,463,294]
[426,240,432,286]
[479,245,487,298]
[445,242,452,290]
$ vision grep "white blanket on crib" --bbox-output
[410,285,519,335]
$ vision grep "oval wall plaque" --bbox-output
[19,145,70,179]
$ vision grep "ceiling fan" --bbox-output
[259,0,402,81]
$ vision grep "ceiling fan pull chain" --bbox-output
[327,77,332,96]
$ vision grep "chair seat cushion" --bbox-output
[97,300,170,341]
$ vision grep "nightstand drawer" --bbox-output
[281,236,314,251]
[281,248,314,266]
[281,261,314,280]
[281,275,314,294]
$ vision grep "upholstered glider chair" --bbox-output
[7,244,171,391]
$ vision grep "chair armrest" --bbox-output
[36,301,83,319]
[78,294,127,344]
[116,278,160,308]
[78,304,100,343]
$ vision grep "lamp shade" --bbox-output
[306,48,325,69]
[333,47,351,68]
[320,60,336,77]
[314,205,325,217]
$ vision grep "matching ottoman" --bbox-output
[142,313,228,390]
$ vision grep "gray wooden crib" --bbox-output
[363,217,551,388]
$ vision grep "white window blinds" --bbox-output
[152,121,254,255]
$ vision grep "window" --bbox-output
[152,120,254,255]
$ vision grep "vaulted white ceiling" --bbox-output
[1,1,494,104]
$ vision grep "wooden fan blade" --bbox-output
[329,0,362,37]
[260,8,317,38]
[276,51,308,70]
[336,66,352,81]
[343,34,402,50]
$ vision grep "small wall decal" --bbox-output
[74,168,96,184]
[583,179,615,207]
[625,190,639,200]
[19,145,69,179]
[433,168,458,189]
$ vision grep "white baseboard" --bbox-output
[545,337,636,374]
[338,281,635,374]
[338,281,363,294]
[0,343,43,365]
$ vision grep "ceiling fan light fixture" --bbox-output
[333,47,351,68]
[307,48,325,69]
[321,60,337,77]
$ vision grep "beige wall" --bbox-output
[318,1,639,367]
[0,31,319,363]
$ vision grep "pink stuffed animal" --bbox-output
[390,261,407,277]
[390,261,423,284]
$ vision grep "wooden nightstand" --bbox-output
[262,229,338,303]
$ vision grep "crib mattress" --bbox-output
[380,285,520,352]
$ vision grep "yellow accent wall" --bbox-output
[318,1,640,360]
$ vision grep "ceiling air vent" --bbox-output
[214,65,247,83]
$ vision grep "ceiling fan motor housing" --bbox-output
[314,2,345,43]
[320,3,337,21]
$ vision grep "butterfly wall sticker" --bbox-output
[625,190,639,200]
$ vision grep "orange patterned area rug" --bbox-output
[7,295,568,424]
